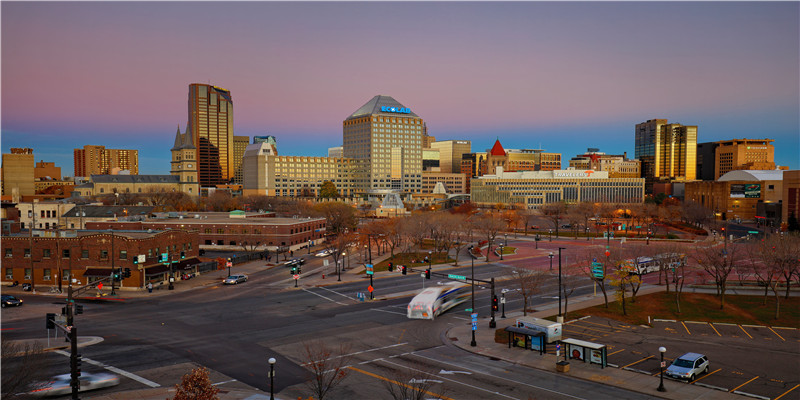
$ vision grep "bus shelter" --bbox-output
[562,338,607,368]
[504,326,546,355]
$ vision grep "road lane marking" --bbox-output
[301,288,348,305]
[409,353,584,399]
[708,323,722,336]
[372,308,406,316]
[300,342,408,366]
[212,379,238,386]
[691,368,721,383]
[54,350,161,387]
[738,325,753,339]
[348,366,455,400]
[316,285,357,301]
[729,376,759,392]
[768,326,786,341]
[681,321,691,335]
[775,384,800,400]
[620,355,653,369]
[607,349,626,356]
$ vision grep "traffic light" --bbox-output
[113,270,120,281]
[74,353,82,375]
[388,262,393,272]
[401,265,407,275]
[297,266,301,274]
[290,266,297,274]
[180,251,185,259]
[425,269,431,279]
[132,257,138,265]
[492,295,499,312]
[76,304,84,315]
[124,268,131,278]
[46,313,55,329]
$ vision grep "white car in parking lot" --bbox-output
[665,352,709,381]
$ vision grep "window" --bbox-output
[63,270,70,281]
[43,249,51,258]
[24,248,31,258]
[63,249,70,258]
[24,268,31,279]
[100,250,108,259]
[5,268,13,279]
[120,250,127,260]
[43,269,51,280]
[4,249,11,258]
[82,249,89,259]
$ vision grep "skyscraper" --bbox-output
[343,95,424,195]
[635,119,697,184]
[187,83,234,186]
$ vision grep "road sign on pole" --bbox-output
[448,274,467,281]
[368,285,374,293]
[366,264,374,275]
[591,262,604,279]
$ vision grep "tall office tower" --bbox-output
[1,148,35,199]
[431,140,471,173]
[170,126,200,195]
[343,95,424,195]
[328,146,343,158]
[635,119,697,183]
[187,83,234,186]
[73,145,139,176]
[232,135,250,184]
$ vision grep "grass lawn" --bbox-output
[564,291,800,328]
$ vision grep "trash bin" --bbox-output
[556,361,570,373]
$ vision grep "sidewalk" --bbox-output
[448,284,740,400]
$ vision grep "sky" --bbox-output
[2,1,798,175]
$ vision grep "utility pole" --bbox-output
[30,200,37,292]
[110,230,116,295]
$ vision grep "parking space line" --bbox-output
[708,323,722,336]
[768,326,786,341]
[775,383,800,400]
[563,328,602,339]
[576,319,632,331]
[729,375,759,392]
[738,325,753,339]
[607,348,625,356]
[681,321,691,334]
[621,355,653,369]
[567,324,621,335]
[691,368,721,383]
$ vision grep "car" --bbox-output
[315,249,333,257]
[29,372,120,397]
[1,294,23,308]
[665,352,709,381]
[561,224,572,229]
[284,258,304,267]
[223,274,248,285]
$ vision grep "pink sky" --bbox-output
[2,2,798,174]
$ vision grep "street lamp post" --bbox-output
[268,357,276,400]
[548,252,554,272]
[557,247,566,323]
[428,250,432,271]
[501,290,506,318]
[337,260,341,281]
[549,229,552,242]
[342,252,346,271]
[469,245,476,347]
[109,229,117,295]
[657,347,667,392]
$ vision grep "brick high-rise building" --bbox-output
[187,83,234,186]
[73,145,139,176]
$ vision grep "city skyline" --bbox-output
[2,1,798,175]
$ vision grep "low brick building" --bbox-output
[1,229,199,290]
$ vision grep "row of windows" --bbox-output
[4,268,71,281]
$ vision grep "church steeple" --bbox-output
[171,125,183,150]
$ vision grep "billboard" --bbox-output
[730,183,761,198]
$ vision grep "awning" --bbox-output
[82,268,114,277]
[504,326,545,337]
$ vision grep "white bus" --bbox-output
[620,253,687,275]
[407,283,470,320]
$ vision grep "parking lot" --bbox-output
[553,316,799,400]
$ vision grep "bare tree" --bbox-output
[560,263,582,321]
[519,208,539,236]
[471,213,505,262]
[380,363,449,400]
[172,366,220,400]
[301,340,352,400]
[312,202,358,235]
[756,234,800,318]
[573,202,596,241]
[239,239,263,252]
[1,341,52,399]
[540,202,567,237]
[514,268,547,316]
[574,247,610,308]
[693,243,740,309]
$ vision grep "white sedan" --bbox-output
[29,372,120,397]
[223,274,248,284]
[315,249,334,257]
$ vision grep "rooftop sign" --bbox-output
[381,106,410,114]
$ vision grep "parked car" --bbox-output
[665,352,709,381]
[223,274,248,285]
[29,372,120,397]
[1,294,23,308]
[315,249,333,257]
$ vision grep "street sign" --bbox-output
[501,297,506,304]
[226,261,232,267]
[471,312,478,321]
[748,231,759,234]
[591,262,604,279]
[293,274,299,280]
[448,274,467,281]
[161,253,168,262]
[366,264,374,275]
[420,273,426,278]
[465,308,473,312]
[368,285,374,293]
[660,361,666,368]
[137,254,146,264]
